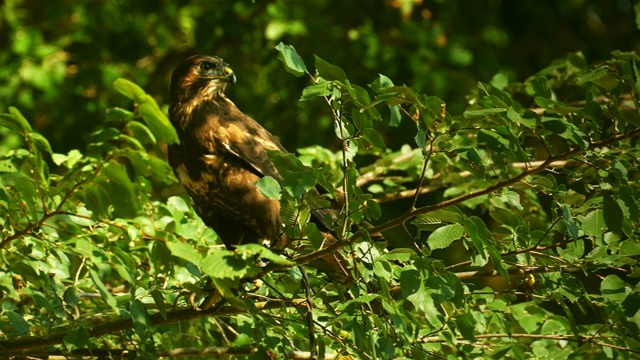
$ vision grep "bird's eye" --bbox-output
[200,61,214,72]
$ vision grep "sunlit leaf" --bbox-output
[255,175,282,200]
[166,239,203,263]
[137,95,179,144]
[580,209,604,238]
[300,83,330,101]
[113,78,146,102]
[601,275,629,303]
[427,224,464,250]
[8,107,32,132]
[275,42,307,77]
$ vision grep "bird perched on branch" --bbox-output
[168,54,353,279]
[168,55,289,249]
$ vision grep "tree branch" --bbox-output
[420,333,639,354]
[0,299,309,354]
[289,126,640,268]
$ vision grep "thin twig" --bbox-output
[287,126,640,267]
[419,333,639,354]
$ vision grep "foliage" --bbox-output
[2,36,640,359]
[1,0,638,154]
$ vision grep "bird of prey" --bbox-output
[168,55,353,280]
[168,54,292,250]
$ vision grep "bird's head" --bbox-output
[170,54,237,105]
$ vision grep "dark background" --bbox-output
[1,0,638,154]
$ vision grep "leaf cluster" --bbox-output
[2,47,640,359]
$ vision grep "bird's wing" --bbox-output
[210,102,286,182]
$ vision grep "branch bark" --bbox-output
[0,299,308,354]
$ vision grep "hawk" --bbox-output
[168,55,353,279]
[169,54,290,250]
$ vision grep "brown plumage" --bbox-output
[168,55,291,250]
[168,55,389,282]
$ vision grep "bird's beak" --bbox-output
[224,66,237,85]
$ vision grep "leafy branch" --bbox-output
[290,125,640,267]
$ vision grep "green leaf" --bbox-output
[427,224,464,250]
[580,209,605,238]
[28,132,52,154]
[113,78,146,102]
[463,216,491,258]
[477,129,510,152]
[255,175,282,200]
[414,128,427,147]
[131,299,151,341]
[600,275,629,303]
[1,107,34,133]
[400,268,421,297]
[490,207,522,228]
[137,95,179,144]
[232,333,254,348]
[345,82,372,108]
[388,104,401,127]
[8,106,32,132]
[421,207,465,224]
[63,328,90,350]
[166,239,203,263]
[455,313,476,341]
[535,97,582,114]
[300,83,330,101]
[127,120,157,144]
[603,194,623,235]
[563,205,579,239]
[463,107,507,118]
[113,78,146,103]
[275,42,307,77]
[151,290,167,320]
[576,67,620,91]
[532,76,552,98]
[201,248,259,281]
[52,149,83,168]
[314,55,347,82]
[617,186,639,222]
[463,216,507,278]
[426,274,460,303]
[247,244,294,266]
[7,311,30,335]
[89,269,118,311]
[365,199,382,220]
[99,161,139,218]
[201,252,241,280]
[376,74,394,89]
[555,275,583,302]
[507,107,537,128]
[113,79,179,144]
[63,287,81,306]
[362,128,387,151]
[456,147,485,178]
